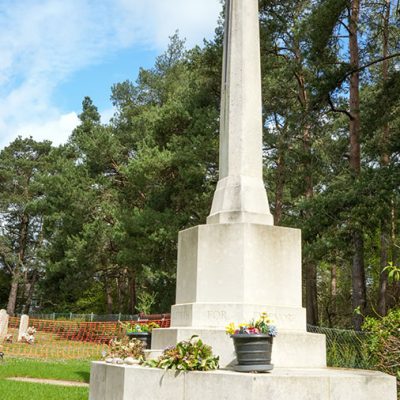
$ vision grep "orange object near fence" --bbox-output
[3,316,171,360]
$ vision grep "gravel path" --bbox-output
[6,377,89,387]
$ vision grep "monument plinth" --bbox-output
[89,0,397,398]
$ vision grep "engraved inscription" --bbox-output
[252,311,295,323]
[173,310,190,321]
[207,310,228,320]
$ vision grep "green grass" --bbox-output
[0,358,90,400]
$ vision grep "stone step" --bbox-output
[89,362,397,400]
[143,349,162,360]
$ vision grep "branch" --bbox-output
[339,53,400,85]
[327,94,354,120]
[338,19,351,34]
[0,253,13,274]
[326,53,400,116]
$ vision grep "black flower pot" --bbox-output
[127,332,152,349]
[231,334,273,372]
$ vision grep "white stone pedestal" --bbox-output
[89,363,398,400]
[174,224,303,311]
[149,222,326,368]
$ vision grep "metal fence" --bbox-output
[10,316,373,369]
[5,316,171,360]
[18,313,170,322]
[307,325,373,369]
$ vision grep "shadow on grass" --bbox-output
[77,370,90,383]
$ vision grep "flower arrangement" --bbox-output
[4,334,13,343]
[225,312,278,337]
[143,335,219,371]
[21,327,37,344]
[103,337,145,365]
[120,321,160,333]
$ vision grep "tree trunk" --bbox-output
[303,123,319,326]
[331,263,338,298]
[7,276,19,316]
[22,271,38,314]
[349,0,367,331]
[116,277,122,313]
[7,212,29,315]
[128,271,137,315]
[274,149,285,225]
[378,230,389,315]
[349,0,361,177]
[377,0,391,316]
[330,263,338,321]
[105,278,114,314]
[352,230,366,330]
[306,261,319,325]
[294,43,319,326]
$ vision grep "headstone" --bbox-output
[0,309,9,341]
[18,314,29,342]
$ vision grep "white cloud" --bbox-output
[10,112,80,148]
[115,0,222,49]
[0,0,222,150]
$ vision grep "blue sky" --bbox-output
[0,0,222,150]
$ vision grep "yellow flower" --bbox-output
[225,322,236,335]
[259,312,271,323]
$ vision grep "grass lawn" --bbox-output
[0,358,90,400]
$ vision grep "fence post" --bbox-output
[70,312,72,320]
[90,313,94,322]
[52,313,56,320]
[118,312,121,321]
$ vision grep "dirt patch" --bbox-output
[6,377,89,387]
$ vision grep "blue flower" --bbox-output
[268,325,278,337]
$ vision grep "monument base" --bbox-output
[151,327,326,368]
[89,363,397,400]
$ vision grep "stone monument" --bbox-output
[0,309,9,342]
[18,314,29,342]
[89,1,397,398]
[150,0,324,368]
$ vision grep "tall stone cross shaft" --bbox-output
[148,0,323,370]
[207,0,273,225]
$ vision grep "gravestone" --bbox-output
[18,314,29,342]
[0,309,9,341]
[89,1,397,399]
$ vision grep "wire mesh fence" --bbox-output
[3,316,171,360]
[307,325,373,369]
[2,317,374,368]
[18,313,170,322]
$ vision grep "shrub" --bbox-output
[363,308,400,396]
